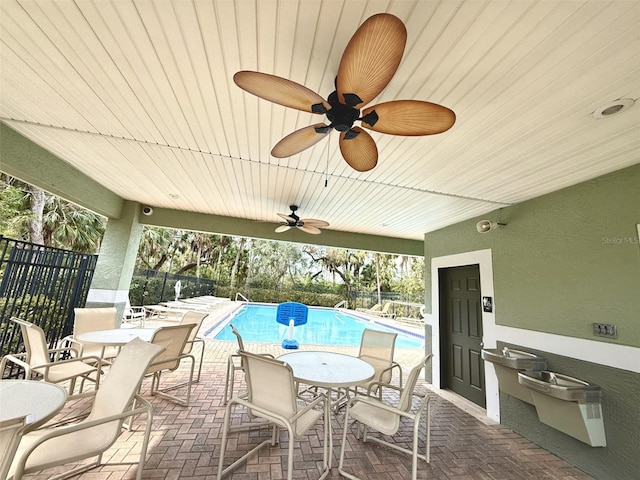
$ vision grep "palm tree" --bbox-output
[0,175,105,253]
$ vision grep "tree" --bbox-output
[0,175,106,253]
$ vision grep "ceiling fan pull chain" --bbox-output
[325,136,330,187]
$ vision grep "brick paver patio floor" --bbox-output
[19,312,594,479]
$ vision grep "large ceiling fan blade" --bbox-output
[361,100,456,135]
[298,224,322,235]
[336,14,407,108]
[339,127,378,172]
[277,213,296,222]
[302,219,330,228]
[234,71,330,113]
[271,123,330,158]
[275,224,292,233]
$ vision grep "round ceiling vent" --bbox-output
[592,98,635,119]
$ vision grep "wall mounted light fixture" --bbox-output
[476,220,506,233]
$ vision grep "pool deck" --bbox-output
[22,303,593,479]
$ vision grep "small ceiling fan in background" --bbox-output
[275,206,329,235]
[234,13,456,172]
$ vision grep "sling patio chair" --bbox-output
[7,337,165,480]
[1,317,103,398]
[178,310,209,383]
[338,354,434,480]
[58,307,120,364]
[144,323,197,406]
[223,324,274,404]
[0,416,27,480]
[335,328,403,407]
[217,351,330,480]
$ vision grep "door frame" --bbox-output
[429,249,501,422]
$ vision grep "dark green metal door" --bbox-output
[440,264,485,407]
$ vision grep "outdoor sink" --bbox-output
[481,347,547,371]
[517,371,601,403]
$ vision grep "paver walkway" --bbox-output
[20,309,593,479]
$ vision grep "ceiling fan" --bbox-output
[234,13,456,172]
[275,205,329,235]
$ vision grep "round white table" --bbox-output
[0,380,68,432]
[76,328,156,346]
[278,351,374,388]
[277,351,375,468]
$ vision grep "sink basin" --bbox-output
[481,348,547,370]
[518,371,601,402]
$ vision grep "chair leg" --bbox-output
[223,358,234,404]
[195,342,204,383]
[136,396,154,480]
[286,424,295,480]
[338,405,359,479]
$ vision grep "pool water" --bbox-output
[209,304,424,348]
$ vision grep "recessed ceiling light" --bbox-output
[592,98,635,119]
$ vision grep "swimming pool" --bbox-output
[206,303,424,348]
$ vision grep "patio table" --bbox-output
[277,351,374,467]
[0,380,68,432]
[76,328,156,346]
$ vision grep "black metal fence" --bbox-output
[0,235,98,376]
[129,268,215,306]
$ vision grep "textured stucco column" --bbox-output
[86,201,143,319]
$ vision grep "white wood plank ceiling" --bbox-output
[1,0,638,241]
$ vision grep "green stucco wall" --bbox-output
[425,163,640,347]
[497,341,639,480]
[424,163,640,480]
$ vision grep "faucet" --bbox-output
[502,347,510,357]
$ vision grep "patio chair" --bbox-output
[338,354,434,480]
[58,307,120,363]
[217,351,330,480]
[223,324,274,404]
[122,298,146,327]
[178,310,209,383]
[0,318,103,397]
[350,328,403,398]
[7,337,165,480]
[0,416,27,480]
[144,323,197,406]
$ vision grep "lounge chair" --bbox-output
[356,303,382,313]
[122,298,146,327]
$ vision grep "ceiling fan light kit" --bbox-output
[234,13,455,173]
